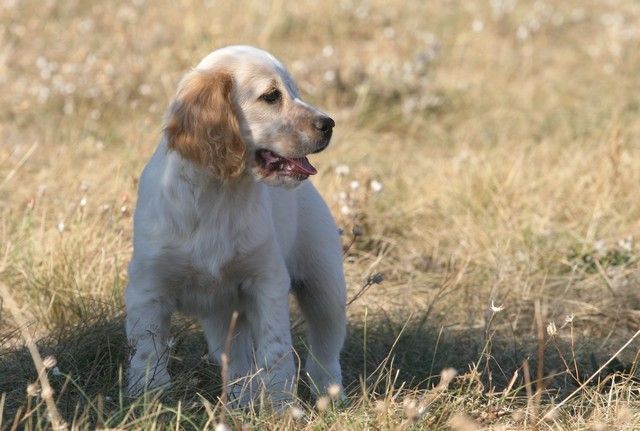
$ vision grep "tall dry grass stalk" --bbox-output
[218,310,238,429]
[0,283,66,430]
[1,0,640,428]
[541,328,640,424]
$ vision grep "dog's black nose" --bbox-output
[314,116,335,132]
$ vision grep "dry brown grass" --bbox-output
[2,0,640,429]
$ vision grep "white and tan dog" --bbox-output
[125,46,346,406]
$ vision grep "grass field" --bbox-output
[2,0,640,429]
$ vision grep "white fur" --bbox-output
[125,46,347,406]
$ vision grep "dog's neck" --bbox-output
[162,146,262,212]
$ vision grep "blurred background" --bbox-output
[1,0,640,428]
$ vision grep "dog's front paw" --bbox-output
[127,365,171,397]
[226,376,255,408]
[305,361,343,399]
[224,373,295,414]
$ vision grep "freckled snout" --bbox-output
[314,116,335,133]
[311,115,335,153]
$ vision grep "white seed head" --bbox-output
[316,396,330,411]
[289,405,305,420]
[41,386,54,399]
[322,45,334,57]
[335,164,350,176]
[138,84,152,95]
[594,239,607,254]
[43,356,57,369]
[490,300,505,313]
[516,25,530,41]
[27,382,40,397]
[57,221,65,233]
[327,384,341,399]
[618,236,633,252]
[546,321,557,337]
[438,368,457,389]
[323,70,336,82]
[214,423,230,431]
[542,408,558,421]
[403,397,418,421]
[449,413,479,431]
[370,179,383,193]
[617,406,633,423]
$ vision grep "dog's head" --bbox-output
[164,45,334,188]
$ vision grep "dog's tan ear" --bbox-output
[164,70,246,180]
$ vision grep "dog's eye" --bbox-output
[259,89,281,104]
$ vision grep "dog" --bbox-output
[125,45,347,406]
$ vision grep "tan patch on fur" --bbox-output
[165,70,246,179]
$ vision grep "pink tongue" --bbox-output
[287,156,317,175]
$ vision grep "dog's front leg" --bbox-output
[243,267,296,407]
[125,270,173,396]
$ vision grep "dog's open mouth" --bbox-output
[255,149,318,178]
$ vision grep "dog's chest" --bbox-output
[176,198,272,284]
[151,172,287,312]
[172,221,276,315]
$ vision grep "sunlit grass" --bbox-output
[2,0,640,429]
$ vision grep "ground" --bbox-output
[1,0,640,429]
